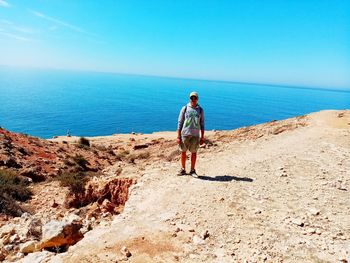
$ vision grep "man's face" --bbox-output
[190,96,198,105]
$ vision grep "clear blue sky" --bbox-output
[0,0,349,88]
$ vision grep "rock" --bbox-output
[193,235,206,245]
[20,240,39,254]
[39,215,83,250]
[3,244,14,252]
[307,228,316,234]
[233,238,241,244]
[291,218,304,227]
[19,168,45,182]
[120,246,132,257]
[0,225,16,246]
[51,199,59,208]
[21,251,54,263]
[200,230,209,240]
[100,199,116,213]
[21,212,31,220]
[0,225,16,238]
[9,233,19,243]
[0,248,7,261]
[27,218,42,238]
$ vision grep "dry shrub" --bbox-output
[115,150,130,160]
[72,155,89,170]
[0,169,32,216]
[94,144,107,151]
[79,137,90,148]
[57,172,87,194]
[127,151,150,163]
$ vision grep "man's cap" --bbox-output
[189,91,199,98]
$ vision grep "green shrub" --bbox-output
[0,169,32,201]
[57,172,87,193]
[0,169,32,216]
[72,155,89,170]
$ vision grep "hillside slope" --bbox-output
[38,110,350,263]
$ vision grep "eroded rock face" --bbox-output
[39,215,83,250]
[65,178,134,211]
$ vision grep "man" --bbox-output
[177,91,205,177]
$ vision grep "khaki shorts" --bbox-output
[179,136,200,153]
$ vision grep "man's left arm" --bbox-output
[200,109,205,144]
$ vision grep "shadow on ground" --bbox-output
[197,175,253,182]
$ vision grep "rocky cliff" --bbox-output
[0,110,349,262]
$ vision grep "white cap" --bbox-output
[189,91,198,98]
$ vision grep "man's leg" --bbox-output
[190,152,197,171]
[181,151,187,169]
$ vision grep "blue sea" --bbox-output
[0,67,349,139]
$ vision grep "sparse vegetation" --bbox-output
[57,171,87,193]
[72,155,89,170]
[79,137,90,148]
[94,144,107,151]
[115,150,130,160]
[127,151,150,163]
[0,169,32,216]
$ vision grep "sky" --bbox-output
[0,0,349,88]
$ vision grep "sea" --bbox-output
[0,67,349,139]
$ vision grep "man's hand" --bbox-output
[177,137,182,144]
[200,137,205,145]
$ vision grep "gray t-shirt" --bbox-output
[177,103,205,137]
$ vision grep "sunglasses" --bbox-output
[190,96,198,100]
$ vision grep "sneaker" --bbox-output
[190,169,198,178]
[177,168,186,176]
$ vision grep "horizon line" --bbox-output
[0,64,349,92]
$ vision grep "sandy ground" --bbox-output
[25,110,350,263]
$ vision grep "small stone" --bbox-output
[200,230,209,240]
[309,208,320,216]
[175,227,181,233]
[188,229,195,232]
[120,246,131,257]
[291,218,304,227]
[315,229,322,235]
[9,234,19,243]
[338,257,348,263]
[193,235,205,245]
[307,228,316,234]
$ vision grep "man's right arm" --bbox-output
[177,106,185,143]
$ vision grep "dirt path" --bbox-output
[47,110,350,263]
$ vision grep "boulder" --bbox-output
[26,218,42,238]
[21,251,54,263]
[39,215,83,250]
[20,240,40,254]
[19,168,46,182]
